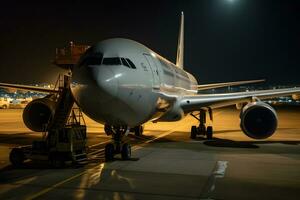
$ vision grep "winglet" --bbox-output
[176,11,184,69]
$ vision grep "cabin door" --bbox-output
[144,53,160,90]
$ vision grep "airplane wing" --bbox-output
[0,83,59,94]
[197,79,265,91]
[180,87,300,113]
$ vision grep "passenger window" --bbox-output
[121,58,131,68]
[102,57,121,65]
[126,58,136,69]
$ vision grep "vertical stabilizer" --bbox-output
[176,12,184,69]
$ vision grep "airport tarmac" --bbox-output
[0,106,299,200]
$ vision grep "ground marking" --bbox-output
[199,161,228,200]
[24,126,182,200]
[25,110,225,200]
[88,140,111,148]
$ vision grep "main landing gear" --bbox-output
[104,126,132,161]
[190,109,213,140]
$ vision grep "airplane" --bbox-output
[0,12,300,161]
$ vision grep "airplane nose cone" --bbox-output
[88,66,118,97]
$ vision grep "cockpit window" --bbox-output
[121,58,130,68]
[99,57,137,69]
[126,58,136,69]
[102,57,121,65]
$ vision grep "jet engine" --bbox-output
[240,101,278,139]
[23,95,57,132]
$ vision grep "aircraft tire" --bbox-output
[191,126,197,139]
[10,148,24,167]
[121,143,131,160]
[206,126,213,140]
[105,143,114,161]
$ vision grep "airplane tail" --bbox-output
[176,12,184,69]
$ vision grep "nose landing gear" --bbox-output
[190,109,213,140]
[104,126,132,161]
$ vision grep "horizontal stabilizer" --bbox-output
[197,79,265,91]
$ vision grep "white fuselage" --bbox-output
[71,38,198,127]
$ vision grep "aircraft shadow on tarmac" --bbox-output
[136,129,300,149]
[203,138,300,148]
[203,128,300,149]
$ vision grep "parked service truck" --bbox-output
[0,97,11,109]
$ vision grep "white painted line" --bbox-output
[88,140,111,148]
[200,160,229,200]
[213,161,228,178]
[132,128,181,151]
[88,149,104,156]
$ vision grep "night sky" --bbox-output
[0,0,299,85]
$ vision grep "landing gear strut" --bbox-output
[190,109,213,140]
[104,126,132,161]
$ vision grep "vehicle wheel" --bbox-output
[2,105,7,109]
[190,126,197,139]
[198,124,206,135]
[134,125,144,136]
[121,143,131,160]
[9,148,24,167]
[105,143,115,161]
[206,126,213,140]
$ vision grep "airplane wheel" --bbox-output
[10,148,24,167]
[190,126,197,139]
[206,126,213,140]
[105,143,115,161]
[134,125,144,136]
[121,143,131,160]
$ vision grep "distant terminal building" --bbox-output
[53,41,90,69]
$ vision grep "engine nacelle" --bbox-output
[23,95,57,132]
[240,101,278,139]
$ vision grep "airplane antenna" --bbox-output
[176,11,184,69]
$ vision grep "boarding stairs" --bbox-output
[45,75,87,163]
[9,75,88,167]
[47,75,75,130]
